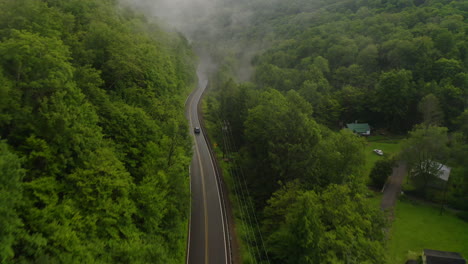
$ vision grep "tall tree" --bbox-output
[374,69,415,130]
[243,89,320,204]
[0,0,195,262]
[0,141,24,262]
[313,129,366,187]
[418,93,444,127]
[263,183,385,264]
[401,125,449,196]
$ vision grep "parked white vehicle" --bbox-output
[373,149,383,156]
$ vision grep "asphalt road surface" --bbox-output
[186,70,230,264]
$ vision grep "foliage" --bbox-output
[363,136,404,179]
[0,141,24,262]
[243,89,321,202]
[192,0,468,262]
[263,183,386,264]
[207,77,371,263]
[212,83,367,206]
[400,125,449,196]
[446,132,468,210]
[198,0,468,131]
[370,158,395,188]
[418,93,444,127]
[0,0,195,262]
[375,69,416,129]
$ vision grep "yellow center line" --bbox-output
[189,90,209,264]
[194,141,209,264]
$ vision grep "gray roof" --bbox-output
[424,249,466,264]
[437,164,451,181]
[420,161,451,181]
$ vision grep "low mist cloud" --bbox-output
[120,0,223,37]
[119,0,261,81]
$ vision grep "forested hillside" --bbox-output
[202,0,467,130]
[251,0,467,130]
[0,0,195,263]
[200,0,468,263]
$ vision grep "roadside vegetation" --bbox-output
[198,0,468,263]
[1,0,466,262]
[203,100,261,263]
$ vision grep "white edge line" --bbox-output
[186,80,198,264]
[185,113,192,264]
[186,164,192,264]
[197,83,229,264]
[187,80,211,264]
[206,141,229,264]
[193,85,210,264]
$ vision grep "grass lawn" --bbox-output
[363,135,404,180]
[386,199,468,263]
[366,190,383,209]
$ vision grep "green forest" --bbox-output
[0,0,195,263]
[198,0,468,263]
[1,0,467,263]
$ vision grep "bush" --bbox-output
[370,158,395,189]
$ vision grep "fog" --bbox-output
[119,0,260,81]
[120,0,226,39]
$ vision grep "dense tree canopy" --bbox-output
[196,0,467,130]
[0,0,195,262]
[263,183,386,264]
[199,0,467,262]
[401,125,450,196]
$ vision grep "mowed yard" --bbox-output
[363,135,468,263]
[363,135,404,180]
[386,199,468,263]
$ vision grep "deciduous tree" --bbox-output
[263,183,385,264]
[0,141,24,262]
[401,125,449,196]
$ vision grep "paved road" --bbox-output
[186,69,230,264]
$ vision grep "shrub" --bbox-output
[370,158,395,189]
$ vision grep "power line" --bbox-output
[221,120,259,264]
[221,119,271,264]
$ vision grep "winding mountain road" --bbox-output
[186,68,231,264]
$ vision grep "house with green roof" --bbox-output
[346,122,370,136]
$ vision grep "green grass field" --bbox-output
[366,190,383,209]
[363,135,404,180]
[386,199,468,263]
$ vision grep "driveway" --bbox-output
[381,162,407,213]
